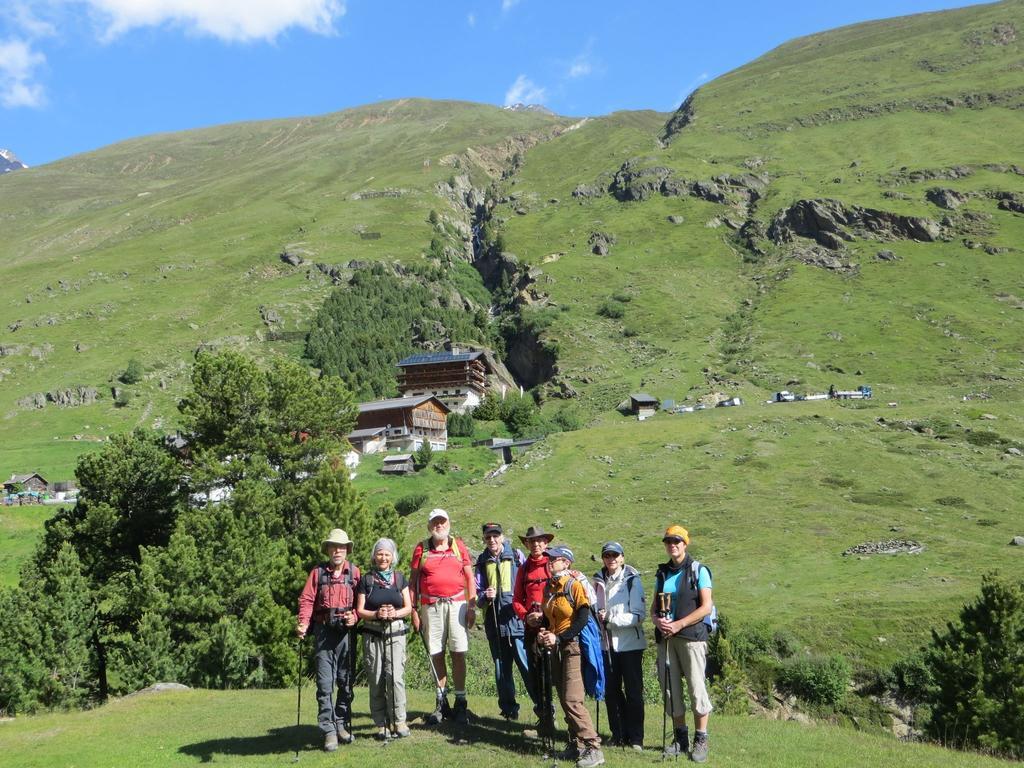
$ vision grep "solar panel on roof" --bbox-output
[397,351,482,366]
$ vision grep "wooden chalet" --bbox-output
[396,349,491,414]
[355,395,449,452]
[4,473,48,494]
[629,393,659,420]
[381,454,415,475]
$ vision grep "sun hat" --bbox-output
[662,525,690,545]
[519,525,555,544]
[321,528,353,554]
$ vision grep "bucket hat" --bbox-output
[321,528,353,554]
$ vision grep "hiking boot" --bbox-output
[557,742,580,761]
[323,731,339,752]
[425,693,448,725]
[690,732,708,763]
[576,747,605,768]
[662,726,689,757]
[375,727,389,741]
[630,743,644,753]
[452,696,470,725]
[336,724,353,744]
[393,722,411,738]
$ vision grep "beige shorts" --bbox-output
[420,601,469,655]
[657,637,713,717]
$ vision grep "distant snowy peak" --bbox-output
[503,103,556,116]
[0,149,28,173]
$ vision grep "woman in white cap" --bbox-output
[297,528,361,751]
[593,540,646,751]
[356,538,412,739]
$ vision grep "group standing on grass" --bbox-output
[296,510,715,765]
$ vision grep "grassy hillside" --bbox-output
[0,686,1009,768]
[0,100,570,479]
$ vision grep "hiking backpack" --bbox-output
[558,572,606,701]
[688,561,718,634]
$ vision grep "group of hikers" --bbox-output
[296,509,715,766]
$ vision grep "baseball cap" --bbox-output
[482,522,503,536]
[428,508,450,524]
[547,544,575,563]
[601,541,624,556]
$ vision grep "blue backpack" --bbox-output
[560,574,606,701]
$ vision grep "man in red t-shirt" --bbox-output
[512,524,553,726]
[410,508,476,725]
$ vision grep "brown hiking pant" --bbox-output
[550,639,600,749]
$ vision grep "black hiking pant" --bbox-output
[605,648,645,746]
[313,623,354,734]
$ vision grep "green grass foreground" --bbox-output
[0,686,1008,768]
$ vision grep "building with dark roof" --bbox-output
[355,395,449,452]
[396,348,492,413]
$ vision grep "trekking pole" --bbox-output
[387,620,398,736]
[657,593,677,761]
[418,623,445,718]
[294,637,304,763]
[382,621,393,740]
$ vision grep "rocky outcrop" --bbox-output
[608,158,768,208]
[662,91,697,142]
[46,386,99,407]
[995,192,1024,214]
[280,251,304,266]
[768,199,942,249]
[926,187,968,210]
[572,183,605,199]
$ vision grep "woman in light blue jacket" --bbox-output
[593,540,646,750]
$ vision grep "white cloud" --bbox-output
[504,74,545,106]
[467,12,476,27]
[0,38,46,108]
[568,56,591,79]
[501,0,520,12]
[83,0,346,43]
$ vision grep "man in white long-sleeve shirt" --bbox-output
[593,540,646,751]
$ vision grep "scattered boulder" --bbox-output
[876,249,899,261]
[668,215,685,225]
[279,251,304,267]
[1011,536,1024,546]
[259,306,282,327]
[127,682,191,698]
[792,245,858,274]
[588,231,617,256]
[926,187,968,210]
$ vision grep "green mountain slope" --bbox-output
[0,101,571,477]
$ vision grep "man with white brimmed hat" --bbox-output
[297,528,361,751]
[410,509,477,726]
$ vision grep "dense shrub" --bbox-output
[778,654,850,706]
[597,300,625,319]
[120,358,144,385]
[394,493,428,517]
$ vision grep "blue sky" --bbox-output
[0,0,994,167]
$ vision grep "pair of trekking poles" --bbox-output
[657,592,678,761]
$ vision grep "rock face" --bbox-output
[0,149,28,174]
[769,199,942,249]
[608,158,768,206]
